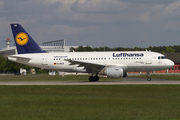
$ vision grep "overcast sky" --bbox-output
[0,0,180,49]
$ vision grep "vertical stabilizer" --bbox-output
[11,24,46,54]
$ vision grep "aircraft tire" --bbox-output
[89,76,94,82]
[94,76,99,81]
[147,77,151,81]
[89,76,99,82]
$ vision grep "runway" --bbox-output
[0,78,180,85]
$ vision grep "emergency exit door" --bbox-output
[146,52,152,64]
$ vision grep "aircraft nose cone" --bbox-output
[169,60,174,68]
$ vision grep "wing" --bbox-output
[64,59,105,72]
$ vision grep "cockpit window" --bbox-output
[158,56,167,59]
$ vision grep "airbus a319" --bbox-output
[8,24,174,81]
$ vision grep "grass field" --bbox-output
[0,85,180,120]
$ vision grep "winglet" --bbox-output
[11,24,47,54]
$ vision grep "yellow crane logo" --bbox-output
[15,32,29,46]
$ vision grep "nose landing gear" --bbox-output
[147,71,151,81]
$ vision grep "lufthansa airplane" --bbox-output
[8,24,174,81]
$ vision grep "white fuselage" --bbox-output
[8,51,174,73]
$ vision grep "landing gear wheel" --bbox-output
[89,76,94,82]
[94,76,99,81]
[147,77,151,81]
[88,76,99,82]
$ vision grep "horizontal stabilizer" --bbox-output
[8,55,31,60]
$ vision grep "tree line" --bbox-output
[71,45,179,53]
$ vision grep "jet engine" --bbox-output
[99,66,127,78]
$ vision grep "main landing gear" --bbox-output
[89,76,99,82]
[147,71,151,81]
[89,72,99,82]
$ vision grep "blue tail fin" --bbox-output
[11,24,46,54]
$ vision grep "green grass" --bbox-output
[128,74,180,80]
[0,74,117,82]
[0,85,180,120]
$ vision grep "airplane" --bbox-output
[8,24,174,82]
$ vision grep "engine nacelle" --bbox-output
[99,66,127,78]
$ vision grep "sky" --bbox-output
[0,0,180,49]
